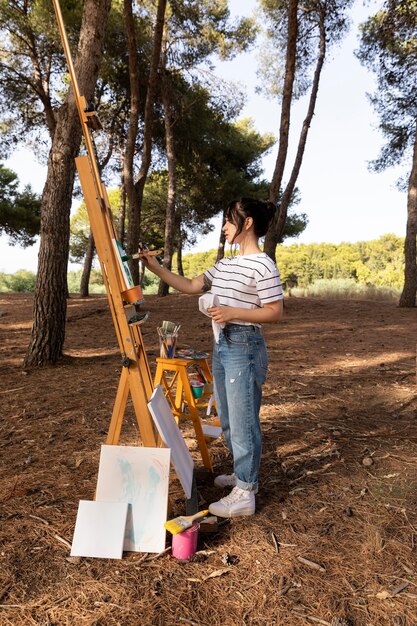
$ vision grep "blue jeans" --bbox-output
[212,324,268,493]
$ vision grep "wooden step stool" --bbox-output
[153,356,219,472]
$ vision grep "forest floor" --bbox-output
[1,292,417,626]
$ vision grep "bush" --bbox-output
[142,271,160,294]
[0,270,36,292]
[67,270,82,294]
[291,278,400,301]
[67,269,106,294]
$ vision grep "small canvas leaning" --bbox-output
[70,500,129,559]
[148,385,194,500]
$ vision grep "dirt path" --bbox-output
[1,293,417,625]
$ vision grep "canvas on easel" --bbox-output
[95,445,170,553]
[112,238,135,288]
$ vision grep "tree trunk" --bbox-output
[127,0,167,285]
[399,120,417,307]
[264,0,298,262]
[119,153,127,244]
[158,67,176,297]
[216,209,227,262]
[274,7,326,247]
[123,0,141,278]
[24,0,112,367]
[177,229,184,276]
[80,229,95,297]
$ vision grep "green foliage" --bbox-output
[154,74,280,249]
[70,113,281,260]
[276,235,405,289]
[0,0,84,152]
[67,269,106,294]
[70,189,121,263]
[142,271,160,295]
[0,163,40,246]
[181,250,219,277]
[258,0,354,99]
[165,0,256,67]
[291,279,401,301]
[0,233,406,296]
[178,235,405,292]
[66,266,159,295]
[0,270,36,292]
[357,1,417,171]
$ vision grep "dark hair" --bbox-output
[225,197,276,240]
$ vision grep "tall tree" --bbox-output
[123,0,145,285]
[259,0,354,262]
[158,48,177,296]
[129,0,256,292]
[124,0,167,285]
[23,0,111,365]
[0,1,82,151]
[77,3,144,296]
[357,0,417,307]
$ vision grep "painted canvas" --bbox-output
[112,238,134,288]
[96,445,170,553]
[148,385,194,500]
[70,500,128,559]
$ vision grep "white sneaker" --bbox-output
[214,473,237,489]
[209,487,255,518]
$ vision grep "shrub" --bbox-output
[142,272,160,294]
[291,278,400,301]
[0,270,36,292]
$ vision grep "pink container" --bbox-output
[171,523,199,560]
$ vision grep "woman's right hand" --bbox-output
[137,251,161,273]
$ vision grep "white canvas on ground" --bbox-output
[148,385,194,500]
[70,500,128,559]
[96,445,170,554]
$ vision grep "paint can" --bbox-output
[171,522,199,560]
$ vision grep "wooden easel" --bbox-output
[52,0,156,448]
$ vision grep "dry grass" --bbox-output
[1,293,417,625]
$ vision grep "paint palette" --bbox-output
[176,348,209,360]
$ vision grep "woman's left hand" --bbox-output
[208,306,235,324]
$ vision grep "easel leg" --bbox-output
[185,471,199,515]
[106,366,130,444]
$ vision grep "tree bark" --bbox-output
[80,229,95,297]
[216,209,227,262]
[158,66,176,297]
[273,6,326,250]
[176,228,184,276]
[127,0,167,285]
[264,0,298,262]
[119,152,127,245]
[24,0,112,367]
[399,119,417,307]
[123,0,141,277]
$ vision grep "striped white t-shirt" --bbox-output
[204,253,283,326]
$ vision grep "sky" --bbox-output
[0,0,409,274]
